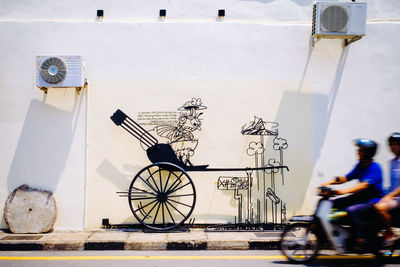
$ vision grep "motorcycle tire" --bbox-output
[280,223,320,263]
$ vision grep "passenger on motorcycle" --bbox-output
[321,139,384,210]
[374,132,400,243]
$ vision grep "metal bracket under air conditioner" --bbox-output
[344,36,363,47]
[312,36,322,47]
[312,35,363,48]
[39,79,88,95]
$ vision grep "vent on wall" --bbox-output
[312,2,367,47]
[36,55,87,94]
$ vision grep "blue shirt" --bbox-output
[346,161,383,197]
[389,158,400,193]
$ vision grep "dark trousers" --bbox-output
[332,192,377,210]
[332,193,381,241]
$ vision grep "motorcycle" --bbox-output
[279,186,400,263]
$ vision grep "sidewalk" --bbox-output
[0,227,282,251]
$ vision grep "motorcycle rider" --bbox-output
[321,139,384,210]
[374,132,400,243]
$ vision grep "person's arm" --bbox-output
[388,186,400,197]
[381,185,400,202]
[336,181,369,195]
[321,176,347,187]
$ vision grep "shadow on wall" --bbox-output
[298,36,350,166]
[273,90,313,211]
[255,39,349,214]
[96,159,140,192]
[6,93,83,193]
[312,46,350,166]
[95,160,136,223]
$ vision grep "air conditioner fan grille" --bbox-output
[321,5,349,32]
[40,57,67,84]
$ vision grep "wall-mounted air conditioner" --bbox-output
[36,55,87,93]
[312,2,367,46]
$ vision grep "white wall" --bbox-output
[0,0,399,230]
[1,0,399,21]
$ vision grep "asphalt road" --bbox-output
[0,250,399,267]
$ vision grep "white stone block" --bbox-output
[4,185,57,234]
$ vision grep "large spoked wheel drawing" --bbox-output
[280,223,319,263]
[128,162,196,231]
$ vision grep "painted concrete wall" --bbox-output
[0,0,399,230]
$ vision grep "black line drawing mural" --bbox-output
[265,159,281,225]
[217,176,249,223]
[153,98,206,166]
[273,136,288,185]
[217,170,255,224]
[241,116,278,136]
[247,141,264,191]
[217,116,289,227]
[110,101,289,231]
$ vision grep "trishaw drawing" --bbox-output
[111,109,289,231]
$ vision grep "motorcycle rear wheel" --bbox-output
[280,223,320,263]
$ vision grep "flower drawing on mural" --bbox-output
[273,136,288,185]
[273,137,288,151]
[154,98,206,165]
[246,141,265,156]
[264,158,280,174]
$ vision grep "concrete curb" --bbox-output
[0,229,282,251]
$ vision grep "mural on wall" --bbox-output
[111,98,289,231]
[217,116,289,227]
[152,98,207,166]
[146,102,289,227]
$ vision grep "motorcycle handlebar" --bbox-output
[318,186,337,197]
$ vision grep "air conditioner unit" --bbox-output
[312,2,367,46]
[36,55,87,93]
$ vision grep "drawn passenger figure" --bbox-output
[154,98,206,165]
